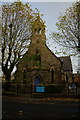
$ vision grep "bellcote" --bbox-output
[32,15,46,35]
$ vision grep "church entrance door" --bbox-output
[34,76,40,86]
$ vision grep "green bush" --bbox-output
[45,84,65,93]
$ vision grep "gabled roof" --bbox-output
[59,56,73,72]
[45,44,62,63]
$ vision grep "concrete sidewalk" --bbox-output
[2,93,80,105]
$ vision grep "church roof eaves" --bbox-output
[45,44,62,64]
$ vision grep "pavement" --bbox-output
[2,92,80,119]
[2,92,80,105]
[2,98,80,119]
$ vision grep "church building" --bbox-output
[15,16,73,92]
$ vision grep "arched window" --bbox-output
[38,28,41,34]
[35,28,42,34]
[35,50,41,65]
[23,69,26,83]
[66,73,68,83]
[51,68,54,83]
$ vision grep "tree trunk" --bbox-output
[4,74,11,91]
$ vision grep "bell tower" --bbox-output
[31,15,46,45]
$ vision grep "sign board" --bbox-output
[69,84,76,90]
[36,86,45,93]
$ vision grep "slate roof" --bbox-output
[59,56,73,72]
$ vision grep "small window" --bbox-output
[35,28,37,31]
[51,68,54,83]
[38,28,41,34]
[35,50,41,64]
[66,73,68,83]
[23,69,26,83]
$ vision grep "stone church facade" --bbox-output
[15,16,73,92]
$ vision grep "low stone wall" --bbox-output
[9,83,66,94]
[9,84,33,94]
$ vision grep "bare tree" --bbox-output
[2,1,38,90]
[51,1,80,56]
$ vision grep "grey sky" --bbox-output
[30,2,72,36]
[0,0,75,2]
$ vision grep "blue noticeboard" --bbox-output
[36,86,45,93]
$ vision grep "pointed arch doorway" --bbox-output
[34,76,41,87]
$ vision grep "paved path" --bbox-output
[2,94,80,104]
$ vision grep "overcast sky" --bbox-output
[0,0,78,73]
[30,2,72,34]
[0,0,76,2]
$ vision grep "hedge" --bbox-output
[45,84,65,93]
